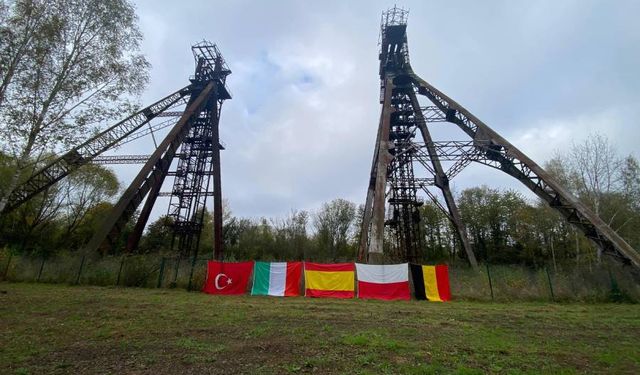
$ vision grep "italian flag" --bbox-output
[251,261,302,297]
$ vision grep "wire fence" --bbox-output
[1,250,638,302]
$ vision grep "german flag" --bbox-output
[410,264,451,301]
[304,262,355,299]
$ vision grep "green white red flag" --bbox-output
[251,261,302,296]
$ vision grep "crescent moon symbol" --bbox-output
[214,273,230,290]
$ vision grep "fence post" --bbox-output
[157,257,166,288]
[36,257,46,282]
[607,268,623,302]
[485,263,494,301]
[171,256,181,287]
[187,255,198,291]
[545,266,555,301]
[75,255,86,285]
[116,256,126,286]
[3,253,13,280]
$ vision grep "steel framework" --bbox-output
[2,41,231,261]
[358,7,640,270]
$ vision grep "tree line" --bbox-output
[1,136,638,269]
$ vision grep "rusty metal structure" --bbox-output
[358,7,640,270]
[1,41,231,261]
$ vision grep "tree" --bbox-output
[419,201,454,262]
[57,164,119,249]
[555,133,640,260]
[0,153,120,254]
[59,164,119,235]
[567,133,624,217]
[138,215,174,254]
[312,198,357,261]
[0,0,149,212]
[270,210,309,260]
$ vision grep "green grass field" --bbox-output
[1,283,638,374]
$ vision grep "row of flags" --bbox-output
[203,261,451,302]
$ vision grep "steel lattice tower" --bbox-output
[358,7,640,270]
[1,41,232,262]
[164,44,230,259]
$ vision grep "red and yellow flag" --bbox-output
[304,262,355,299]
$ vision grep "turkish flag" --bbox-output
[203,261,254,295]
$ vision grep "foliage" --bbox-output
[0,153,120,255]
[0,0,149,211]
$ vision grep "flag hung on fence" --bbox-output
[203,261,253,295]
[410,264,451,301]
[251,261,302,297]
[304,262,355,299]
[355,263,410,301]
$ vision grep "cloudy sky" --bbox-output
[110,0,640,221]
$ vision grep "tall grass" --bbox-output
[1,248,637,302]
[450,263,639,302]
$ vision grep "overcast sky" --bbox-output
[110,0,640,221]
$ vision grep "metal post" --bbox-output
[187,254,198,291]
[485,263,494,301]
[36,257,46,282]
[75,255,86,285]
[172,256,181,287]
[116,256,126,286]
[3,253,12,280]
[157,257,166,288]
[368,78,394,264]
[545,266,555,301]
[211,98,224,261]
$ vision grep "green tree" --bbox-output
[312,198,357,261]
[138,215,174,254]
[0,0,149,212]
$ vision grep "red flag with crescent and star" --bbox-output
[203,261,254,295]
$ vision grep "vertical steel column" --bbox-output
[357,112,386,262]
[368,78,395,264]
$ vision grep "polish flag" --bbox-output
[355,263,410,301]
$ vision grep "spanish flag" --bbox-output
[304,262,355,299]
[410,264,451,301]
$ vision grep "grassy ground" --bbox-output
[0,283,638,374]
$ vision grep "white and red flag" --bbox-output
[355,263,410,301]
[203,261,253,295]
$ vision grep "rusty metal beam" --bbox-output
[1,86,192,214]
[83,82,215,255]
[410,73,640,269]
[357,105,387,262]
[367,78,395,264]
[408,90,478,269]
